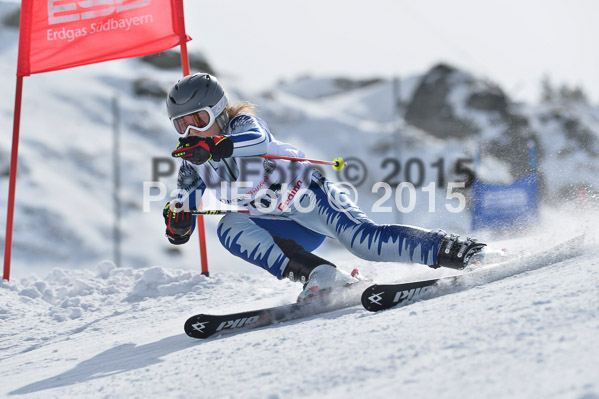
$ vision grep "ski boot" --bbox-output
[274,236,362,302]
[296,265,363,302]
[432,234,487,270]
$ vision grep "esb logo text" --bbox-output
[48,0,151,25]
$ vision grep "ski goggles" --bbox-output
[170,94,228,136]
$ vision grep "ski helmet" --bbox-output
[166,73,229,135]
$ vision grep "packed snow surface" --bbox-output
[1,225,598,399]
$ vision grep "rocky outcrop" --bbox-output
[134,50,216,98]
[405,63,509,139]
[140,49,215,75]
[405,63,540,178]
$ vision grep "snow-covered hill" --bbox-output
[2,2,599,275]
[1,2,598,398]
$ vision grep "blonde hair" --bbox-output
[226,102,258,118]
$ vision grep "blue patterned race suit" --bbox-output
[176,114,445,278]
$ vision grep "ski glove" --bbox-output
[171,135,234,165]
[163,202,193,245]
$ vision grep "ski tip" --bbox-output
[361,284,387,312]
[184,314,213,339]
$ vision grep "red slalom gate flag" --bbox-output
[17,0,190,76]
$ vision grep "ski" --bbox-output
[185,235,586,336]
[184,285,364,339]
[361,235,585,312]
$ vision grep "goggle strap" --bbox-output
[212,94,228,118]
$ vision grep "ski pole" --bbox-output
[188,209,250,215]
[177,154,346,216]
[187,209,289,217]
[260,155,346,171]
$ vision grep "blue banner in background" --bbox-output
[471,174,540,231]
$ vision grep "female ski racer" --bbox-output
[162,73,486,301]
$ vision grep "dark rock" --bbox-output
[333,77,384,91]
[404,63,547,179]
[2,7,20,28]
[140,49,215,75]
[467,87,508,116]
[405,63,480,139]
[133,78,168,98]
[487,114,539,178]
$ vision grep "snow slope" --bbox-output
[1,227,598,399]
